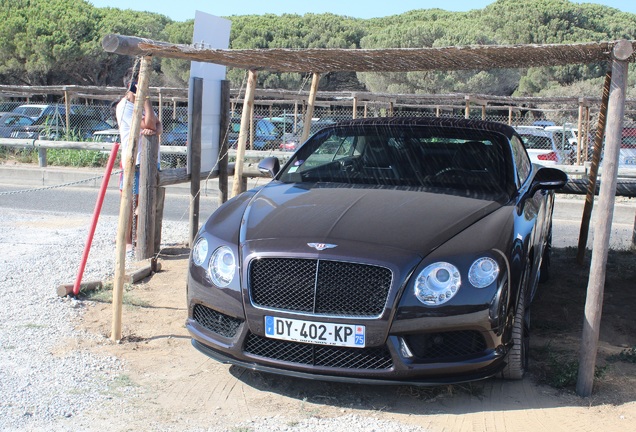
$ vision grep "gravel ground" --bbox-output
[0,207,428,432]
[0,208,189,431]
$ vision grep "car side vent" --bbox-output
[193,304,243,338]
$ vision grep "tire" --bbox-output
[539,224,552,283]
[500,264,530,380]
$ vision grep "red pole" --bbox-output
[72,143,120,296]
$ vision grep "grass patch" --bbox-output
[533,343,608,389]
[0,146,111,167]
[46,149,111,167]
[21,323,47,329]
[83,282,149,308]
[608,347,636,364]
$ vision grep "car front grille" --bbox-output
[244,333,393,370]
[249,258,392,317]
[192,304,243,338]
[404,331,487,361]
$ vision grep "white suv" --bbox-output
[515,126,574,165]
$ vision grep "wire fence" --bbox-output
[2,95,636,168]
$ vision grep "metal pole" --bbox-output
[576,40,632,398]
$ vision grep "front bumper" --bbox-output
[185,300,509,385]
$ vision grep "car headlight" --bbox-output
[207,246,236,287]
[192,237,208,266]
[415,262,461,306]
[468,257,499,288]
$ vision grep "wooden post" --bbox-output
[584,105,590,162]
[576,40,632,398]
[576,99,584,165]
[436,106,440,118]
[293,102,299,132]
[464,96,470,119]
[64,88,71,137]
[481,105,486,120]
[154,187,165,254]
[158,89,163,145]
[218,80,230,205]
[188,77,203,246]
[231,70,257,198]
[577,71,611,265]
[388,101,394,117]
[112,55,152,342]
[508,107,513,125]
[352,96,358,119]
[364,103,368,118]
[137,133,159,260]
[249,104,254,151]
[301,72,320,143]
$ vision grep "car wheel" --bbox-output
[500,263,530,380]
[539,224,552,283]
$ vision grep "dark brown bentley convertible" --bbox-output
[186,117,567,385]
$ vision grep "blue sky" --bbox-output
[87,0,635,22]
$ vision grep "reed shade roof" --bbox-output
[110,37,636,72]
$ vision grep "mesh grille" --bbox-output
[193,304,243,338]
[404,331,487,360]
[244,333,393,370]
[249,258,392,317]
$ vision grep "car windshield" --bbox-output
[14,107,45,118]
[278,124,511,196]
[519,134,553,150]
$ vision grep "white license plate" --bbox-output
[264,316,365,348]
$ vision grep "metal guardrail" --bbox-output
[2,138,635,195]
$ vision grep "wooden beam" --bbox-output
[576,39,633,398]
[231,70,257,198]
[301,73,321,143]
[577,70,611,265]
[188,77,203,246]
[112,55,152,342]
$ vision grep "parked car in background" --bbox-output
[10,113,111,140]
[187,116,567,384]
[11,104,74,122]
[228,117,286,150]
[620,127,636,167]
[161,121,188,167]
[515,126,574,165]
[280,117,339,151]
[91,128,120,143]
[0,112,34,138]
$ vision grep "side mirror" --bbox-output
[258,157,280,178]
[530,167,568,194]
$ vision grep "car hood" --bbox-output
[241,182,506,257]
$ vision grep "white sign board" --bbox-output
[189,11,231,173]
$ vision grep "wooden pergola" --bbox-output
[103,35,635,397]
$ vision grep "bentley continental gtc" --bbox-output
[186,117,567,385]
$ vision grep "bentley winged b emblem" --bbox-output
[307,243,337,251]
